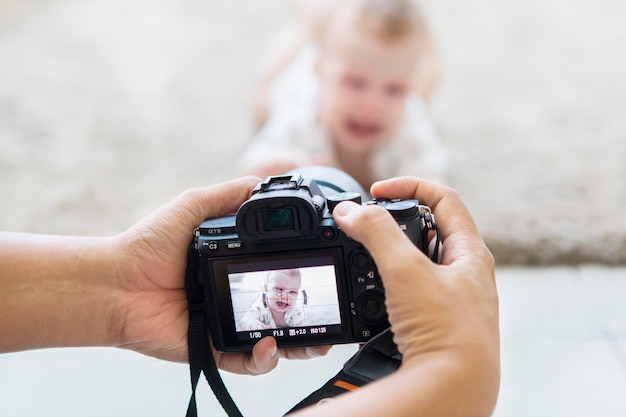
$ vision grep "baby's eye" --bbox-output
[342,75,367,90]
[385,83,407,97]
[289,291,298,296]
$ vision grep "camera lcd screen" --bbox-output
[212,251,346,347]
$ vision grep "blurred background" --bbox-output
[1,0,624,264]
[1,0,625,416]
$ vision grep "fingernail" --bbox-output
[269,345,278,358]
[305,346,325,358]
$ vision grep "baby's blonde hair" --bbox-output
[351,0,422,42]
[265,269,302,287]
[314,0,438,99]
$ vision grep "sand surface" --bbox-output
[1,0,625,264]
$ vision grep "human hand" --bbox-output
[331,177,499,414]
[110,177,329,375]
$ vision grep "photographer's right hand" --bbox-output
[322,177,500,417]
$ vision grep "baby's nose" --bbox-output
[358,90,383,114]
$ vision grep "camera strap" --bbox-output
[186,312,399,417]
[186,310,245,417]
[185,245,400,417]
[283,328,401,415]
[185,247,244,417]
[184,247,427,417]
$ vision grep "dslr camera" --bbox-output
[188,167,437,352]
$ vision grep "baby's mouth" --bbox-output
[345,118,382,139]
[276,301,290,308]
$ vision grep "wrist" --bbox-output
[0,233,122,352]
[401,342,500,416]
[45,235,123,349]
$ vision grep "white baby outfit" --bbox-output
[238,295,305,331]
[239,46,448,181]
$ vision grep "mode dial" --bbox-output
[385,200,418,219]
[327,192,362,214]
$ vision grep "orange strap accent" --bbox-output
[333,380,360,392]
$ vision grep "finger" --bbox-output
[370,177,488,264]
[332,201,432,275]
[217,340,331,374]
[279,345,332,360]
[219,336,279,376]
[371,177,478,235]
[370,176,443,203]
[171,176,261,231]
[246,336,280,375]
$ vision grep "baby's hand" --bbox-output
[249,162,302,178]
[312,155,333,166]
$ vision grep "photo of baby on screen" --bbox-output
[231,265,341,332]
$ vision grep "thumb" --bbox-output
[332,202,431,275]
[165,176,260,232]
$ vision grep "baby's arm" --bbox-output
[253,24,309,128]
[243,161,303,179]
[237,112,323,178]
[285,306,306,328]
[238,299,271,331]
[238,313,270,331]
[237,137,308,178]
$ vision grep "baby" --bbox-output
[238,269,306,331]
[239,0,448,189]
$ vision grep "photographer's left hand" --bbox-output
[0,176,329,375]
[113,176,330,372]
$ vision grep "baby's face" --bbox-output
[266,272,301,313]
[317,22,420,154]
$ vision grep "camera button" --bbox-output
[321,227,337,240]
[386,201,418,219]
[366,299,381,315]
[355,291,387,325]
[202,241,219,251]
[327,192,362,213]
[351,250,372,269]
[227,241,243,249]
